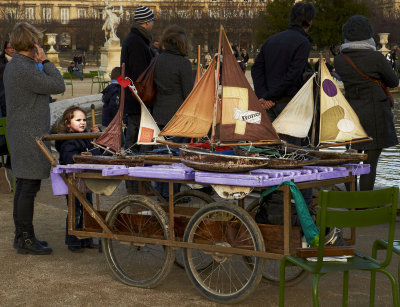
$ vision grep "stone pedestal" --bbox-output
[47,51,62,70]
[100,38,121,77]
[378,33,390,56]
[45,34,61,70]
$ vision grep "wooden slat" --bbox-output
[296,246,354,258]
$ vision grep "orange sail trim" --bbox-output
[94,67,125,152]
[159,57,216,138]
[219,30,280,142]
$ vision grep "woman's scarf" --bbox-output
[340,38,376,52]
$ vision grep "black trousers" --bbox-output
[13,178,41,230]
[359,148,382,191]
[345,148,382,191]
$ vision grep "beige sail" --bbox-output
[159,57,216,138]
[137,99,164,145]
[272,74,315,138]
[319,60,368,143]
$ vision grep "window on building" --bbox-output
[93,8,103,19]
[77,8,87,19]
[60,7,69,24]
[209,10,220,18]
[177,10,188,18]
[194,9,202,19]
[5,7,18,20]
[42,7,52,23]
[25,7,35,21]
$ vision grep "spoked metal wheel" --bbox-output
[102,195,174,288]
[174,190,215,269]
[183,202,265,303]
[246,200,308,286]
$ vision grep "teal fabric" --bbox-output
[260,181,320,246]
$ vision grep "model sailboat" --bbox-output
[159,26,325,172]
[273,57,371,148]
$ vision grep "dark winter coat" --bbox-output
[335,49,399,150]
[121,26,153,115]
[152,46,193,126]
[55,137,101,165]
[101,82,120,126]
[4,53,65,179]
[251,25,311,102]
[0,52,9,116]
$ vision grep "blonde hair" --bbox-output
[10,22,43,52]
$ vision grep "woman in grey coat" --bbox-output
[4,22,65,255]
[335,15,399,191]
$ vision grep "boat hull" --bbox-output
[179,148,271,172]
[73,154,180,166]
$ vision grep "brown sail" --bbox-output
[219,30,280,143]
[159,57,216,138]
[94,66,126,152]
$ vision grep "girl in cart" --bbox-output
[52,106,101,252]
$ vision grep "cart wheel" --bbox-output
[102,195,175,288]
[246,201,308,286]
[174,190,215,269]
[183,202,265,304]
[174,189,215,208]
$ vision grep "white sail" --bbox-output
[137,99,164,145]
[272,74,315,138]
[319,61,368,143]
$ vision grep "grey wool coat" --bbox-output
[152,46,193,126]
[4,53,65,179]
[335,49,399,150]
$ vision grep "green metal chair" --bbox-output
[279,187,399,307]
[61,72,74,96]
[90,70,109,94]
[372,239,400,300]
[0,117,15,191]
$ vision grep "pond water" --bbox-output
[375,99,400,187]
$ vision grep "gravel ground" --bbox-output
[1,178,399,306]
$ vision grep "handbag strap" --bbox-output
[342,53,383,87]
[342,53,394,108]
[135,55,158,82]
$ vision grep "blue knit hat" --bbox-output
[134,6,155,24]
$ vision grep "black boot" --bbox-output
[17,231,52,255]
[13,230,48,249]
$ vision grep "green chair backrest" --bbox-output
[64,72,73,81]
[0,117,10,153]
[315,187,399,271]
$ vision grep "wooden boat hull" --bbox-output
[306,150,367,165]
[73,154,180,166]
[179,147,271,172]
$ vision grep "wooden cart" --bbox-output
[37,137,364,304]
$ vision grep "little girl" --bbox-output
[53,105,101,252]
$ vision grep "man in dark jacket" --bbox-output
[121,5,155,151]
[121,6,155,194]
[251,1,315,146]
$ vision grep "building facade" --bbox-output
[0,0,269,54]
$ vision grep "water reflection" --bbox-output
[377,98,400,187]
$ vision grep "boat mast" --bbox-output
[311,53,322,147]
[210,25,223,149]
[196,45,201,81]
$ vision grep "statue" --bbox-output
[102,1,123,43]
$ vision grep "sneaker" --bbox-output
[0,166,11,193]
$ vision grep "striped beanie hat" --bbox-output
[134,6,155,24]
